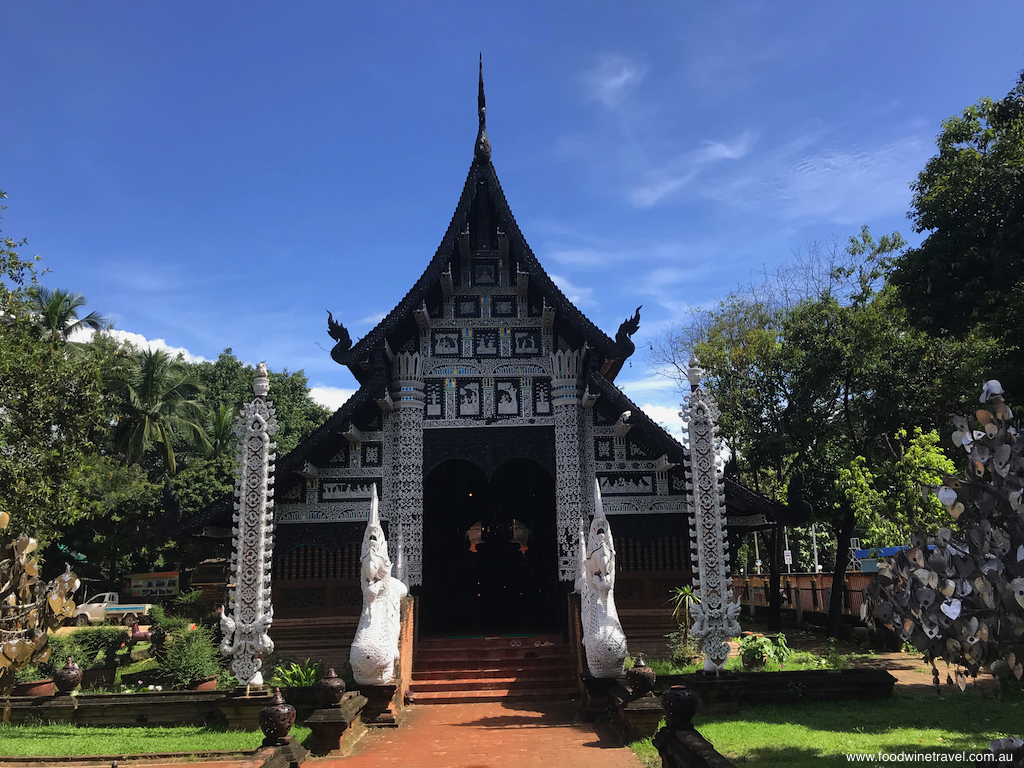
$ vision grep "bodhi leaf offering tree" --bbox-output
[863,381,1024,689]
[0,513,81,704]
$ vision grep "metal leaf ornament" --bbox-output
[0,513,80,698]
[863,381,1024,690]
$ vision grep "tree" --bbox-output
[0,193,106,539]
[187,349,330,456]
[27,286,108,342]
[655,228,993,635]
[106,348,211,477]
[891,71,1024,388]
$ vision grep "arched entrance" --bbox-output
[421,458,558,634]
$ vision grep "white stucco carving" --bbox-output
[221,364,278,686]
[576,479,628,678]
[683,356,741,671]
[350,485,408,686]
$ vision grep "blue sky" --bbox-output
[4,2,1024,435]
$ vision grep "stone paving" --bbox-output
[316,701,643,768]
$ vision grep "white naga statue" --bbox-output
[350,485,408,686]
[576,479,628,678]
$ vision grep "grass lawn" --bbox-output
[0,724,312,756]
[630,692,1022,767]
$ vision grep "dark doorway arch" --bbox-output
[421,458,558,634]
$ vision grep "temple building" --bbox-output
[183,66,780,647]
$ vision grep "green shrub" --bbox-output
[148,605,189,662]
[73,626,134,668]
[739,632,793,669]
[38,633,82,679]
[272,658,321,688]
[666,628,704,667]
[172,590,216,626]
[157,626,222,690]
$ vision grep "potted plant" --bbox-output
[668,585,703,666]
[20,633,81,696]
[12,665,55,697]
[73,625,133,687]
[272,658,322,719]
[158,625,222,691]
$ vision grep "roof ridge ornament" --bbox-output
[475,54,492,162]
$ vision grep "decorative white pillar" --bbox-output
[552,347,587,582]
[220,363,278,686]
[389,351,425,586]
[683,356,741,670]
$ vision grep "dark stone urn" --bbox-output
[259,687,296,746]
[661,684,699,729]
[626,657,657,698]
[314,667,347,707]
[54,656,82,694]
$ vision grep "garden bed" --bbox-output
[3,689,228,727]
[656,667,896,715]
[0,723,312,757]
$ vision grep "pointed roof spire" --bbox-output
[475,54,492,161]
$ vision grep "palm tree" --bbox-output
[207,402,238,457]
[107,348,211,476]
[28,286,108,342]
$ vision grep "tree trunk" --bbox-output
[827,506,856,638]
[768,524,782,632]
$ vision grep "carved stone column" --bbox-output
[683,356,740,670]
[389,352,425,587]
[551,347,587,582]
[222,364,279,686]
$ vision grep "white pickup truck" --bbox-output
[72,592,154,626]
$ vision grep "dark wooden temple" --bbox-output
[181,64,782,661]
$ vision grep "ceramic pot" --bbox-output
[626,657,656,698]
[54,656,82,694]
[661,684,699,729]
[259,687,296,746]
[186,675,219,692]
[314,667,346,707]
[13,679,55,697]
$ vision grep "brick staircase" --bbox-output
[411,634,578,704]
[618,608,680,659]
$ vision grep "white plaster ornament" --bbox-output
[576,479,628,678]
[220,363,278,686]
[350,485,409,686]
[683,356,742,672]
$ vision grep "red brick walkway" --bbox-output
[315,701,643,768]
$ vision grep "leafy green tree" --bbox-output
[107,348,211,476]
[0,193,106,539]
[27,286,108,342]
[838,428,956,549]
[891,71,1024,387]
[60,455,164,579]
[657,228,992,635]
[188,349,330,456]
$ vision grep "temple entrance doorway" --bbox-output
[421,458,558,635]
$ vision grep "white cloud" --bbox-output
[549,274,595,306]
[358,312,386,326]
[638,402,685,438]
[586,55,645,108]
[629,130,756,208]
[71,328,208,363]
[308,386,356,411]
